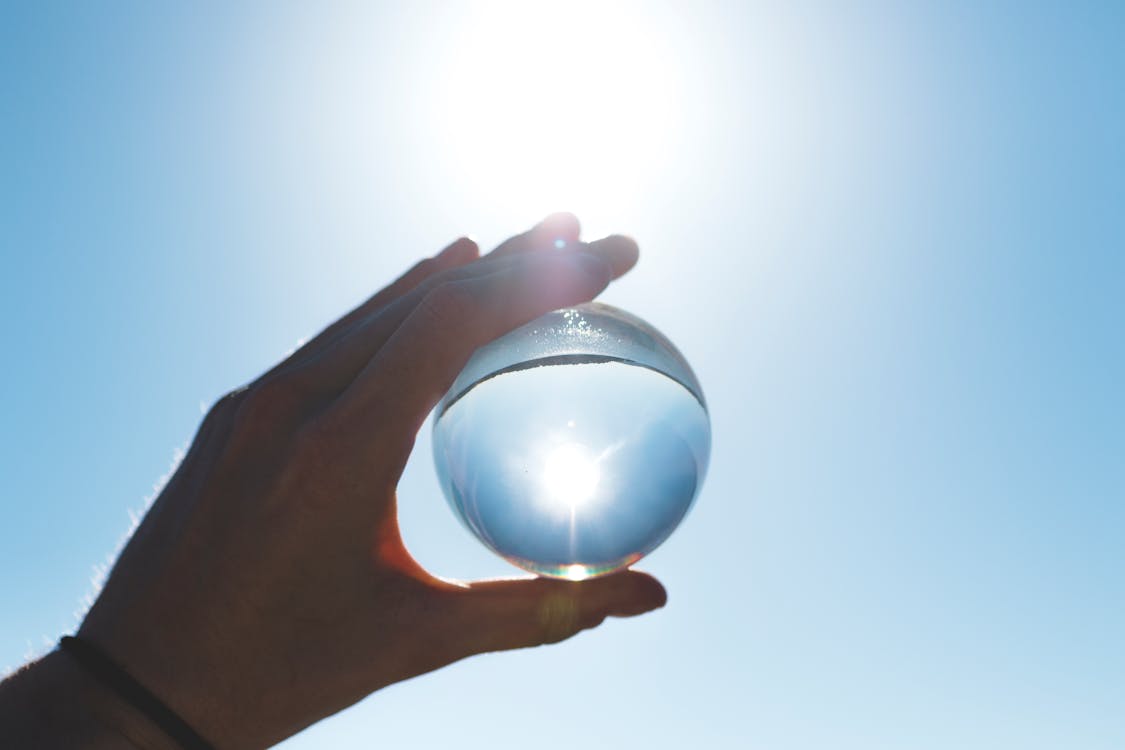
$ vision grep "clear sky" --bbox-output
[2,2,1123,748]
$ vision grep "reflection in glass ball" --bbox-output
[432,302,710,580]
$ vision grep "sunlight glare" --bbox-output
[434,1,682,222]
[564,564,591,581]
[542,442,601,509]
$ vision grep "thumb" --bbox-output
[442,570,667,655]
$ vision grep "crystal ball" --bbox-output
[432,302,710,580]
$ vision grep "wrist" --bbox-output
[0,649,180,750]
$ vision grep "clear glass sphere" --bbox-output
[432,302,710,580]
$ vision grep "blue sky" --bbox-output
[2,2,1123,748]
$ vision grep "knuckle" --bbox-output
[194,388,250,443]
[232,375,306,435]
[206,387,248,423]
[418,281,479,329]
[412,257,439,278]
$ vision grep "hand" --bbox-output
[77,214,667,749]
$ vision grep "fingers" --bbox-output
[486,212,581,260]
[287,246,595,402]
[442,571,667,655]
[584,233,640,279]
[486,213,638,280]
[323,237,480,344]
[334,248,614,444]
[266,219,638,426]
[275,214,633,389]
[326,235,636,386]
[263,237,480,379]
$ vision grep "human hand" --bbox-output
[78,214,667,749]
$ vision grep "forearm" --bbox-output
[0,649,177,750]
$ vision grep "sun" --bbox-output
[542,442,601,509]
[431,1,682,223]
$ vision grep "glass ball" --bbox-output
[432,302,710,580]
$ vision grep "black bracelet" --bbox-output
[59,635,215,750]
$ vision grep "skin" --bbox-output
[0,214,666,749]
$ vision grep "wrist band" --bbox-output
[59,635,215,750]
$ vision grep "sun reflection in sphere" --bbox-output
[542,442,601,511]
